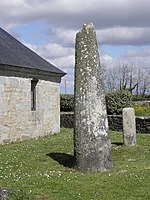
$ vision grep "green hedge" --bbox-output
[105,90,132,115]
[60,94,74,112]
[60,90,132,114]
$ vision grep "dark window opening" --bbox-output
[31,79,38,111]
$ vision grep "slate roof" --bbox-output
[0,27,65,76]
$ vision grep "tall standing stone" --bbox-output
[123,107,136,146]
[74,23,113,172]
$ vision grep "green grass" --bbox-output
[0,129,150,200]
[132,105,150,116]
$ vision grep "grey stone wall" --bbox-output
[60,113,150,134]
[107,115,123,131]
[0,75,60,144]
[132,101,150,106]
[136,116,150,133]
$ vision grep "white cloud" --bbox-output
[1,0,150,36]
[101,47,150,70]
[20,0,150,29]
[23,42,39,53]
[97,27,150,45]
[123,48,150,58]
[43,43,74,59]
[54,28,76,46]
[121,48,150,68]
[100,55,114,70]
[1,0,150,48]
[24,41,74,68]
[24,40,75,93]
[50,55,74,69]
[1,0,150,93]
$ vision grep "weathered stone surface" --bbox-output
[74,23,112,172]
[123,107,136,146]
[0,74,60,144]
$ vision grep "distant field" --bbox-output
[0,129,150,200]
[132,105,150,116]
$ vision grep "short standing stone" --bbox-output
[123,107,136,146]
[74,23,113,172]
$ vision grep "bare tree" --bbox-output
[128,66,144,94]
[104,63,150,96]
[140,70,150,98]
[118,64,130,90]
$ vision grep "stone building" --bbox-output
[0,27,65,144]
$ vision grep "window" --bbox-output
[31,79,38,111]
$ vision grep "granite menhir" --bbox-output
[123,107,136,146]
[74,23,113,172]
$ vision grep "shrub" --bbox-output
[106,90,132,115]
[60,91,132,115]
[60,94,74,112]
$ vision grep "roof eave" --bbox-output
[0,63,66,78]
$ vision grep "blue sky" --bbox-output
[1,0,150,94]
[13,22,49,45]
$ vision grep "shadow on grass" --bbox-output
[46,153,75,168]
[111,142,124,146]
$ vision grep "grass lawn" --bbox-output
[0,129,150,200]
[132,105,150,116]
